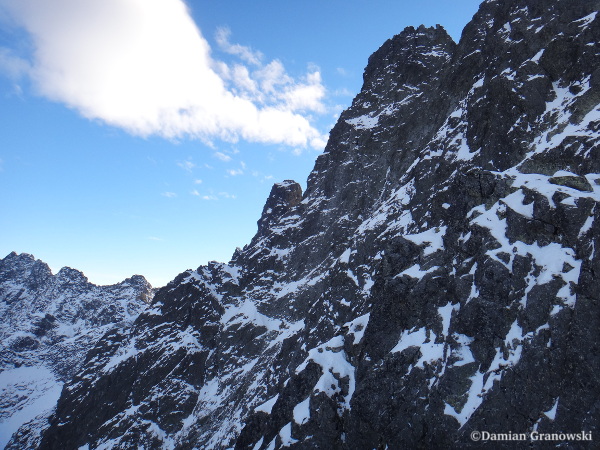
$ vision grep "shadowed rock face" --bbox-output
[17,0,600,448]
[0,252,153,449]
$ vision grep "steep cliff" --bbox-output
[26,0,600,447]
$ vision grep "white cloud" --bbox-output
[213,151,232,162]
[254,60,292,95]
[190,189,200,196]
[161,191,177,198]
[177,160,196,172]
[0,47,30,79]
[281,71,326,113]
[227,168,243,176]
[194,179,203,184]
[215,27,262,66]
[0,0,327,149]
[230,65,259,97]
[202,194,218,201]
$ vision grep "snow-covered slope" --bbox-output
[17,0,600,448]
[0,252,153,449]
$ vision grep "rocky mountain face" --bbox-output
[12,0,600,447]
[0,252,153,449]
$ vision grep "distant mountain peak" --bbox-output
[0,252,153,449]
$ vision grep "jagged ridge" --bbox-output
[20,0,600,448]
[0,252,153,449]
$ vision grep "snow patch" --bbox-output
[391,327,444,368]
[346,114,379,130]
[255,394,279,414]
[344,313,370,344]
[0,366,62,449]
[574,11,597,30]
[544,398,559,420]
[279,422,298,447]
[295,335,356,410]
[293,397,311,425]
[404,226,447,256]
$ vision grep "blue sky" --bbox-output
[0,0,482,287]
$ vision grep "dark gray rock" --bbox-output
[18,0,600,448]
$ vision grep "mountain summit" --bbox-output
[8,0,600,447]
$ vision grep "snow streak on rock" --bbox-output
[14,0,600,448]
